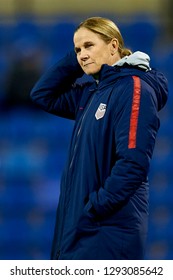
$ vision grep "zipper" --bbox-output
[69,93,95,169]
[56,91,96,258]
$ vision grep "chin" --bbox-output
[84,68,100,76]
[83,65,101,76]
[84,70,98,76]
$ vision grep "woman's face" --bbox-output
[74,27,119,75]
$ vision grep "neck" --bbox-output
[93,73,99,80]
[111,53,121,65]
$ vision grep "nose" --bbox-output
[79,49,89,61]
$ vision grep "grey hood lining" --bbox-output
[113,51,151,71]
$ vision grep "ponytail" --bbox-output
[119,47,132,58]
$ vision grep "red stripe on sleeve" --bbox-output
[128,76,141,149]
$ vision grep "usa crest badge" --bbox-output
[95,103,107,120]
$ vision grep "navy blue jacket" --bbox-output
[30,51,168,260]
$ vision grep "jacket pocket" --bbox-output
[77,203,100,232]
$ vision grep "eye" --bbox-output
[85,42,94,49]
[75,47,81,54]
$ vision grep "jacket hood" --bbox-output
[114,51,151,71]
[98,51,168,111]
[138,68,168,111]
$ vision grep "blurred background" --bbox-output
[0,0,172,260]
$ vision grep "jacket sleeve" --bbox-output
[85,75,160,218]
[30,51,84,119]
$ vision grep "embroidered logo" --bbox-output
[95,103,107,120]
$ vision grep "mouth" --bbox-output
[83,62,94,67]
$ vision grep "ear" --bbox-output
[110,38,119,55]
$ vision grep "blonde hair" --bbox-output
[75,17,132,58]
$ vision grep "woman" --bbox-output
[30,17,168,260]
